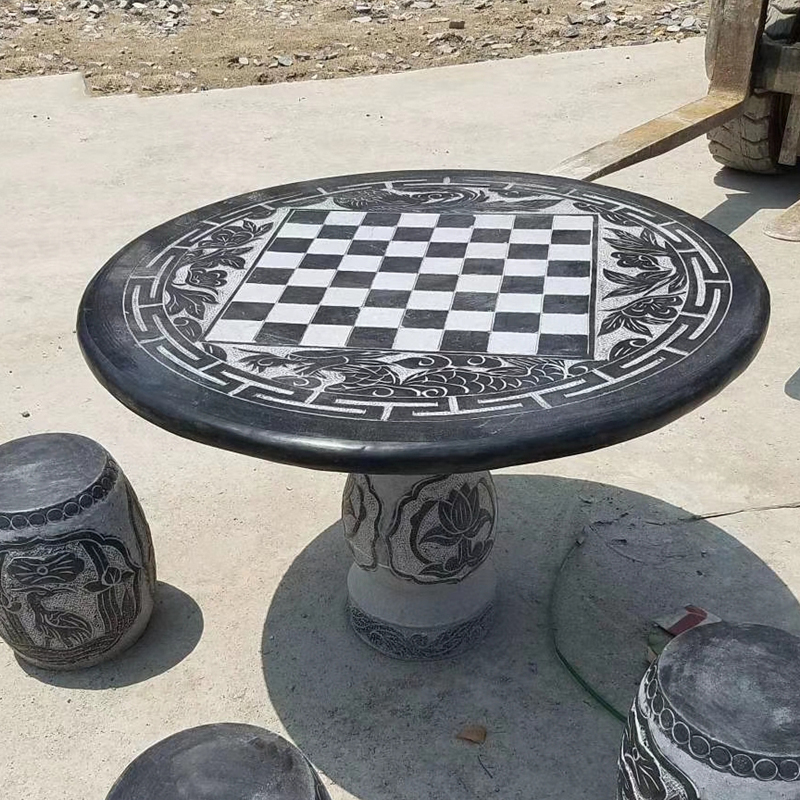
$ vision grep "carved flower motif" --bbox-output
[0,588,21,613]
[623,295,682,322]
[194,220,273,251]
[7,553,85,587]
[613,253,659,271]
[618,725,664,798]
[186,267,227,289]
[439,485,486,536]
[27,589,93,648]
[416,484,494,578]
[85,565,133,593]
[205,227,254,247]
[600,295,682,337]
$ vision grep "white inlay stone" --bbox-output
[372,272,417,290]
[419,257,464,273]
[356,307,405,328]
[509,228,552,244]
[308,238,351,254]
[407,291,453,310]
[539,313,589,335]
[430,227,473,243]
[446,310,494,331]
[301,325,351,347]
[394,327,443,351]
[267,304,318,324]
[326,210,366,225]
[287,269,335,287]
[386,240,429,257]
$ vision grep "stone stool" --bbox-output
[617,621,800,800]
[105,724,331,800]
[0,433,156,670]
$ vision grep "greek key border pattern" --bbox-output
[0,459,120,532]
[643,663,800,782]
[122,177,735,422]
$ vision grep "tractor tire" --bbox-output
[704,0,799,173]
[707,93,787,173]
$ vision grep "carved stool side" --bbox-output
[0,433,156,670]
[618,622,800,800]
[105,724,331,800]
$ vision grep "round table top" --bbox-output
[78,170,769,473]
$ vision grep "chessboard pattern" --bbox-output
[205,209,596,358]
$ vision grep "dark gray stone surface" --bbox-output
[619,623,800,797]
[659,622,800,753]
[0,433,156,670]
[105,723,330,800]
[0,434,106,514]
[77,170,769,473]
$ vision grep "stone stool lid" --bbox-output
[0,433,113,524]
[656,622,800,770]
[106,723,327,800]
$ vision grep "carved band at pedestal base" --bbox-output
[347,600,494,661]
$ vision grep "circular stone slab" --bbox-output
[105,724,330,800]
[0,433,108,515]
[78,170,769,473]
[658,622,800,756]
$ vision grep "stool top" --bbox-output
[0,433,109,515]
[658,622,800,756]
[105,723,326,800]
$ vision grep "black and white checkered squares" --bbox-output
[206,209,596,357]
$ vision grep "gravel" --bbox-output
[0,0,709,95]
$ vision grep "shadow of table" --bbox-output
[261,474,800,800]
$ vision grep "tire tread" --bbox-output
[707,95,781,173]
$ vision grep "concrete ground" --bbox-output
[2,38,800,800]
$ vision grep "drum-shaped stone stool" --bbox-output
[0,433,156,670]
[618,622,800,800]
[105,724,331,800]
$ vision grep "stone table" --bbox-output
[77,171,769,659]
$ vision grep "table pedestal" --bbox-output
[342,472,497,660]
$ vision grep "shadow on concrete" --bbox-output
[702,168,799,235]
[262,474,800,800]
[785,367,800,401]
[20,581,203,689]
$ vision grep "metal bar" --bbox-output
[779,93,800,165]
[708,0,768,93]
[552,0,767,182]
[553,94,745,181]
[754,40,800,93]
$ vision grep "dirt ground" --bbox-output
[0,0,708,95]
